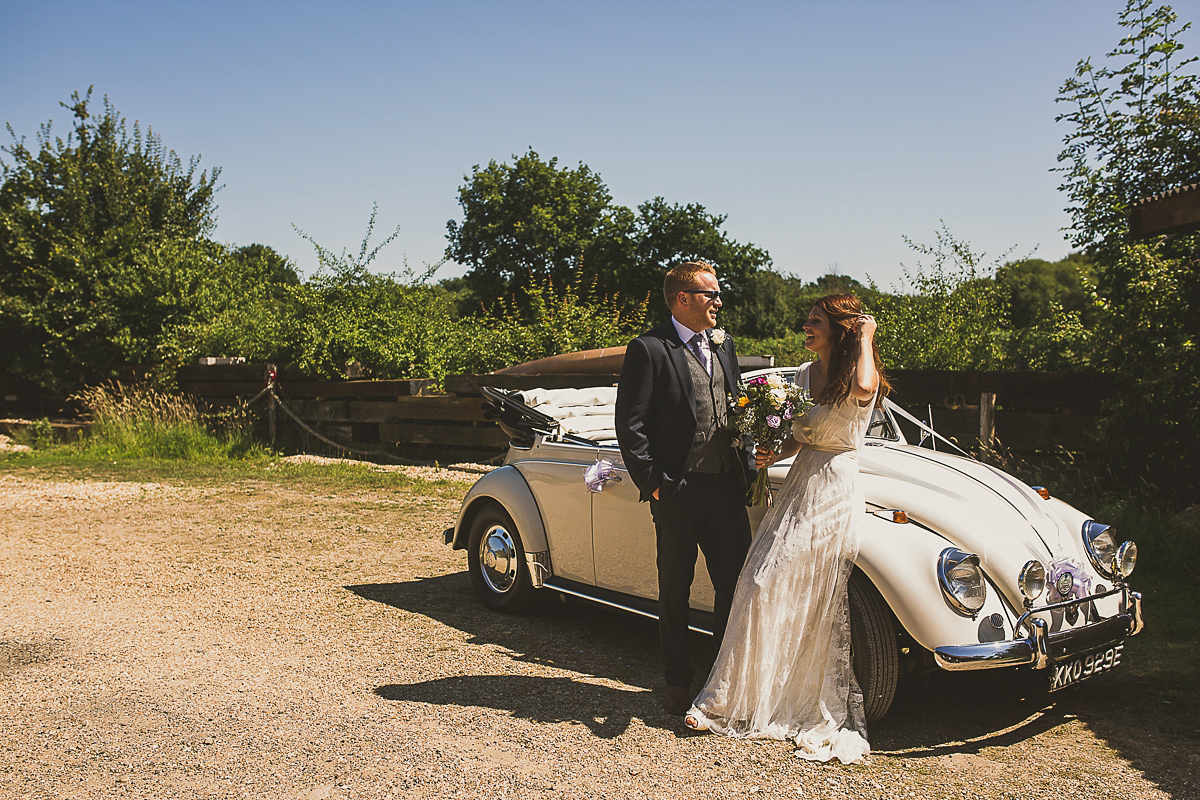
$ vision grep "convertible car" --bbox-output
[443,369,1144,721]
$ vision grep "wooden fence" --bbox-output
[174,363,1117,462]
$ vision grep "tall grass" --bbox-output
[72,383,269,461]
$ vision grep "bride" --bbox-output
[684,293,890,764]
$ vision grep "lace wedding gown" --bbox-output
[687,362,872,764]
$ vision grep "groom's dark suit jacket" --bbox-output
[615,321,756,502]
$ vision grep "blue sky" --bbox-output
[4,0,1197,288]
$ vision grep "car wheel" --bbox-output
[467,503,536,612]
[849,569,899,723]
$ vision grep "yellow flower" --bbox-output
[737,396,750,407]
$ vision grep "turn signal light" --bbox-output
[871,508,909,524]
[1032,486,1051,500]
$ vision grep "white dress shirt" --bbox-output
[672,316,712,376]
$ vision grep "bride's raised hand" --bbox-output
[854,314,877,340]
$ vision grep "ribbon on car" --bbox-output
[1046,556,1093,601]
[583,459,616,493]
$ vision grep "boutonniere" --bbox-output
[710,328,727,346]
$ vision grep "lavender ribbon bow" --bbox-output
[584,459,616,493]
[1046,557,1093,601]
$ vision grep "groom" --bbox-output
[615,260,755,716]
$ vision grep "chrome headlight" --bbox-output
[1115,540,1138,579]
[1017,560,1046,603]
[939,548,987,616]
[1083,521,1118,579]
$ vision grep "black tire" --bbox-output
[849,569,900,723]
[467,503,536,612]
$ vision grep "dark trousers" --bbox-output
[650,471,753,688]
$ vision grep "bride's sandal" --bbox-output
[684,712,708,732]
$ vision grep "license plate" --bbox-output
[1049,642,1124,692]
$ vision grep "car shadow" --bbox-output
[348,576,1198,796]
[870,658,1196,799]
[347,575,716,734]
[870,669,1075,755]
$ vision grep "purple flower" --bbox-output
[783,405,793,420]
[750,376,768,386]
[766,415,781,428]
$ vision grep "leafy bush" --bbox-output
[870,226,1012,370]
[166,208,650,385]
[437,275,649,378]
[12,418,55,450]
[0,89,223,391]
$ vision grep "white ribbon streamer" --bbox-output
[882,398,974,459]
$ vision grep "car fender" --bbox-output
[856,514,1015,652]
[451,465,550,555]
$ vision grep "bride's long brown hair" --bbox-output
[812,294,892,406]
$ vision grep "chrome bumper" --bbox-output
[934,589,1143,672]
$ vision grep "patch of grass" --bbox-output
[0,450,476,496]
[66,382,272,462]
[1122,570,1198,698]
[3,383,477,499]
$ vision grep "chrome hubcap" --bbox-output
[479,524,518,594]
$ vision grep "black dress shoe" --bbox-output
[661,685,692,716]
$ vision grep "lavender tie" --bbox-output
[688,332,711,376]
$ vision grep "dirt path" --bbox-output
[0,470,1194,799]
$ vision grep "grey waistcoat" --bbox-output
[684,345,740,474]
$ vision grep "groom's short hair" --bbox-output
[664,260,717,308]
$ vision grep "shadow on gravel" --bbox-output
[871,670,1072,754]
[872,666,1198,799]
[376,675,649,738]
[348,576,711,734]
[0,638,65,677]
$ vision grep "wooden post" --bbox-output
[980,392,996,448]
[267,364,277,444]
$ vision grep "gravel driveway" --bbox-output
[0,468,1195,799]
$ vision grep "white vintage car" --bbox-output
[443,369,1144,721]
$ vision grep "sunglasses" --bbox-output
[682,289,722,301]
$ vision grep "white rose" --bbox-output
[769,387,787,407]
[765,373,785,389]
[710,328,727,345]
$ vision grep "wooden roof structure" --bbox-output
[1128,183,1200,238]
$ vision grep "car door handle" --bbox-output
[602,474,623,482]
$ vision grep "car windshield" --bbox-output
[866,406,900,441]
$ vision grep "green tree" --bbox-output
[627,197,772,329]
[445,149,622,305]
[445,150,773,333]
[737,271,872,339]
[0,88,221,390]
[1055,0,1200,496]
[995,253,1096,328]
[1056,0,1200,253]
[988,253,1101,370]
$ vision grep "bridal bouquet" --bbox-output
[729,373,814,507]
